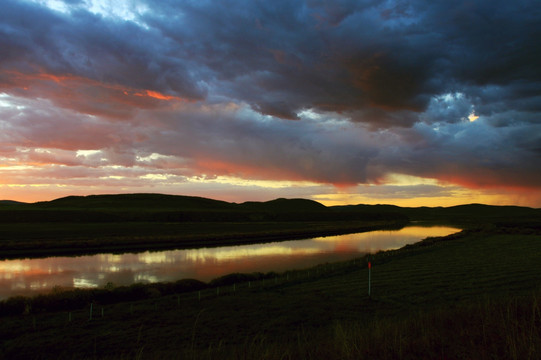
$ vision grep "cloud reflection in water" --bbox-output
[0,226,458,299]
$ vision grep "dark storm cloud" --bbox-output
[138,0,540,125]
[2,0,540,124]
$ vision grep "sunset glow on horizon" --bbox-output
[1,0,540,208]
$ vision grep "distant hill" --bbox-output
[0,200,28,210]
[0,200,26,205]
[330,204,403,213]
[0,194,538,226]
[36,193,234,211]
[0,194,342,223]
[331,202,541,228]
[239,198,328,212]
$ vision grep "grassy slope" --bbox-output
[1,228,540,359]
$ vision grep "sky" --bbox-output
[0,0,540,207]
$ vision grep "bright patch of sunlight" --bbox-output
[138,252,171,264]
[99,175,125,180]
[0,93,25,110]
[468,112,479,122]
[33,148,52,154]
[98,254,125,263]
[188,175,319,189]
[139,173,169,180]
[73,278,99,288]
[136,153,171,162]
[297,108,323,120]
[30,281,50,290]
[99,265,120,273]
[0,262,31,274]
[0,165,34,170]
[134,274,158,283]
[184,245,321,263]
[76,150,102,157]
[383,173,439,186]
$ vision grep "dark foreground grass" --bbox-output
[190,293,541,360]
[1,228,540,359]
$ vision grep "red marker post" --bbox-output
[368,261,371,298]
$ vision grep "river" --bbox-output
[0,225,459,300]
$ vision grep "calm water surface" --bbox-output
[0,226,459,299]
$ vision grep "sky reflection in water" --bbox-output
[0,226,458,299]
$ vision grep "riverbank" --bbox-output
[1,226,540,359]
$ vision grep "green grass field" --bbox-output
[1,227,540,359]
